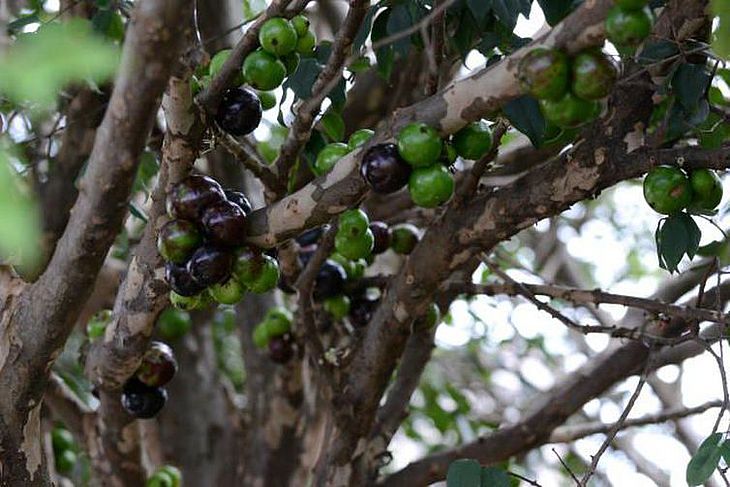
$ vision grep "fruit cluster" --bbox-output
[121,341,178,419]
[51,425,78,477]
[158,174,280,310]
[605,0,653,53]
[358,121,493,208]
[146,465,182,487]
[643,166,723,215]
[314,128,374,176]
[519,47,618,129]
[253,307,295,363]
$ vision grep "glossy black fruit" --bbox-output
[224,189,252,215]
[136,341,178,388]
[216,87,263,136]
[201,200,247,246]
[314,260,347,301]
[121,378,168,419]
[369,221,391,255]
[165,262,205,297]
[268,334,294,364]
[187,245,234,287]
[166,175,226,220]
[360,143,412,194]
[296,226,327,246]
[349,293,380,328]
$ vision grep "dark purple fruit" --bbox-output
[224,190,252,215]
[296,225,327,246]
[187,245,234,287]
[349,294,379,328]
[201,200,247,246]
[360,143,412,194]
[215,87,263,136]
[369,221,391,255]
[157,219,202,264]
[121,378,168,419]
[136,341,178,388]
[165,262,205,297]
[166,175,226,220]
[314,260,347,301]
[268,334,294,364]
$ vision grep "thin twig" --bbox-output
[553,448,581,485]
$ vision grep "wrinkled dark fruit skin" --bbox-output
[369,221,391,255]
[296,226,327,246]
[349,295,380,328]
[136,342,178,388]
[360,143,412,194]
[314,260,347,301]
[187,245,234,287]
[224,189,253,215]
[167,175,226,220]
[201,200,247,246]
[121,378,168,419]
[215,87,263,136]
[268,334,294,364]
[165,262,205,297]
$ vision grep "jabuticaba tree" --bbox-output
[0,0,729,486]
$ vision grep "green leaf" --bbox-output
[686,433,724,486]
[680,213,701,259]
[353,5,379,51]
[713,0,730,59]
[657,213,690,273]
[372,9,395,80]
[0,145,41,268]
[91,9,125,42]
[672,63,711,111]
[638,39,679,64]
[319,111,345,142]
[467,0,492,25]
[132,151,159,193]
[503,96,546,147]
[492,0,531,30]
[285,58,322,99]
[536,0,579,26]
[386,4,413,58]
[480,467,510,487]
[8,13,41,34]
[0,19,119,108]
[447,459,482,487]
[698,239,726,257]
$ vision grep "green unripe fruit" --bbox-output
[146,472,175,487]
[441,142,457,165]
[397,122,443,167]
[247,255,280,293]
[689,168,723,211]
[540,93,600,129]
[615,0,648,9]
[291,15,310,37]
[390,223,420,255]
[314,142,350,176]
[282,51,300,75]
[52,427,75,453]
[329,253,366,280]
[87,309,111,341]
[416,303,440,329]
[324,295,351,320]
[156,308,192,340]
[338,208,370,237]
[55,449,77,475]
[253,321,271,349]
[408,164,455,208]
[348,129,375,149]
[296,30,316,56]
[157,220,203,264]
[209,278,245,305]
[259,18,298,56]
[209,49,245,86]
[170,291,206,311]
[265,307,292,337]
[605,6,652,48]
[643,166,693,215]
[571,49,618,100]
[452,120,493,160]
[518,48,570,101]
[158,466,182,487]
[335,228,374,260]
[257,91,277,110]
[243,50,287,90]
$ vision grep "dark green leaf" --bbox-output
[372,9,395,79]
[503,96,546,147]
[353,6,379,51]
[319,111,345,142]
[638,40,679,64]
[673,63,711,111]
[286,58,322,99]
[91,9,125,41]
[8,13,40,33]
[712,0,730,59]
[698,240,726,257]
[680,213,701,259]
[451,8,480,59]
[447,459,482,487]
[686,433,724,486]
[386,4,413,58]
[657,214,690,273]
[480,467,510,487]
[492,0,531,30]
[536,0,578,26]
[128,202,148,222]
[467,0,491,24]
[315,41,333,65]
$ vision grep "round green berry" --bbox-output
[452,120,493,160]
[247,255,280,294]
[348,129,375,150]
[335,228,374,260]
[390,223,420,255]
[314,142,350,176]
[259,18,298,56]
[291,15,310,37]
[296,30,316,56]
[408,164,455,208]
[209,278,245,305]
[397,122,443,167]
[156,308,192,341]
[324,295,351,320]
[243,50,287,91]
